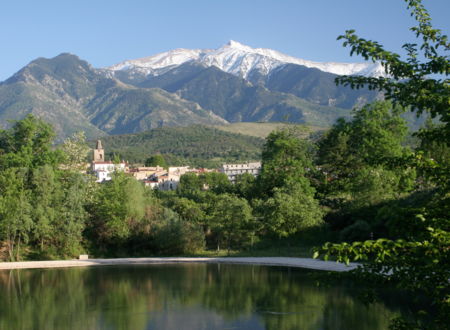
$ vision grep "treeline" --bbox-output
[95,125,265,168]
[0,101,446,259]
[156,101,448,252]
[1,100,446,261]
[0,117,204,260]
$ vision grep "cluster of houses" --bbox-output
[91,140,261,190]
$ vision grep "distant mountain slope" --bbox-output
[134,62,353,126]
[108,41,384,113]
[0,54,107,139]
[256,63,381,109]
[96,125,264,167]
[212,122,324,139]
[84,86,227,135]
[0,54,227,140]
[0,43,426,141]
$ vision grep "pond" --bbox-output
[0,263,411,330]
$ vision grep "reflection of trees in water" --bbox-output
[198,265,397,330]
[0,264,402,330]
[0,268,98,329]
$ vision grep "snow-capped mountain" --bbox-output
[107,40,385,79]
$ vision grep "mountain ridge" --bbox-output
[1,43,418,141]
[0,54,227,140]
[106,40,386,79]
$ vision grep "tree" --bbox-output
[317,101,415,204]
[0,115,59,260]
[415,119,450,189]
[317,101,410,181]
[255,126,323,238]
[169,197,206,225]
[151,210,205,255]
[89,172,147,247]
[53,171,90,257]
[0,168,32,261]
[316,1,449,328]
[200,172,232,194]
[0,116,93,260]
[234,173,256,200]
[145,154,167,168]
[335,1,449,139]
[209,194,255,253]
[258,126,314,197]
[176,172,203,200]
[0,114,61,170]
[31,165,58,252]
[263,178,323,238]
[59,131,90,171]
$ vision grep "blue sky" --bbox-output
[1,0,448,81]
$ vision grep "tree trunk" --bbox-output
[16,237,21,261]
[7,239,15,262]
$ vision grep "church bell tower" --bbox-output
[93,140,104,162]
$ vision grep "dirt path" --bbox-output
[0,257,358,272]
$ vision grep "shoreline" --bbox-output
[0,257,358,272]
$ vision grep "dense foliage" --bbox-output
[96,125,265,167]
[0,115,326,259]
[314,1,449,328]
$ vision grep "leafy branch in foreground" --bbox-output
[335,0,449,136]
[316,0,449,328]
[314,226,450,329]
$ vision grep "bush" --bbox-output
[339,220,371,242]
[152,210,205,255]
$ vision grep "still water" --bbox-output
[0,263,408,330]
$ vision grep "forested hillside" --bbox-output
[213,122,324,139]
[95,125,265,167]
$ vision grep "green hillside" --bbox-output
[212,122,325,139]
[95,125,265,168]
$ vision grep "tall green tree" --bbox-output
[89,172,148,247]
[317,101,415,204]
[234,173,256,200]
[256,126,323,237]
[59,131,90,171]
[53,171,90,256]
[316,1,449,328]
[209,194,255,253]
[263,178,323,238]
[0,168,32,261]
[0,114,61,170]
[258,127,314,197]
[31,165,58,252]
[317,101,410,181]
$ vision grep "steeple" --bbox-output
[96,140,103,150]
[93,140,105,162]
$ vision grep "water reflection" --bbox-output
[0,264,404,329]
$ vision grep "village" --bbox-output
[91,140,262,189]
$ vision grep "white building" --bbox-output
[91,140,127,182]
[220,162,261,182]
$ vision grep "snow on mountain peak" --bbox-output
[224,40,254,51]
[107,41,385,78]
